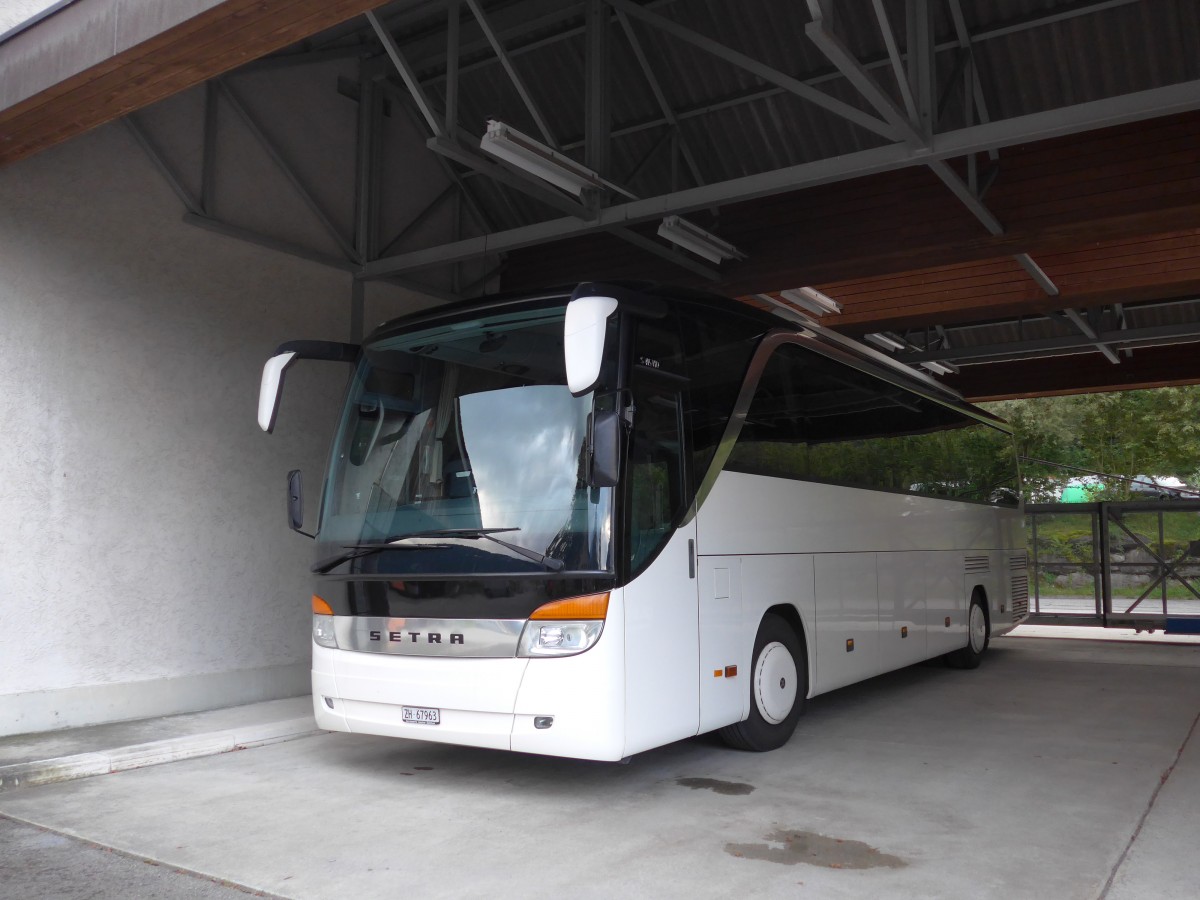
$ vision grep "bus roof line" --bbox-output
[757,296,964,402]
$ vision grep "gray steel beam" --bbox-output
[125,115,201,216]
[354,67,380,263]
[465,0,559,148]
[908,0,934,138]
[360,78,1200,278]
[926,158,1004,234]
[1014,253,1060,296]
[384,83,499,234]
[605,0,897,141]
[378,183,457,258]
[202,81,218,214]
[622,127,673,186]
[367,9,443,138]
[869,0,917,124]
[363,0,1134,154]
[612,228,720,281]
[904,320,1200,365]
[374,1,682,87]
[576,0,1141,152]
[615,9,704,186]
[805,11,1056,296]
[1065,307,1121,364]
[183,213,459,304]
[978,0,1139,43]
[217,79,358,262]
[585,0,610,177]
[806,17,922,146]
[445,0,460,137]
[183,213,356,271]
[947,0,998,161]
[383,34,709,283]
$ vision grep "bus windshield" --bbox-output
[318,304,614,576]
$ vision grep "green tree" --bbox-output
[983,386,1200,500]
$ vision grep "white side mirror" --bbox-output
[258,351,297,432]
[564,296,618,394]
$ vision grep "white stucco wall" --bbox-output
[0,120,432,736]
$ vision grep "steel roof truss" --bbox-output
[359,77,1200,279]
[464,0,559,149]
[217,78,359,263]
[605,0,897,141]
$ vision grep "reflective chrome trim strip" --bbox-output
[334,616,524,658]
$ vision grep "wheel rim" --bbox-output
[969,603,988,653]
[754,641,798,724]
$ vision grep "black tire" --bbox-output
[945,592,990,670]
[719,613,807,752]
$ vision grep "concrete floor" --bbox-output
[2,636,1197,900]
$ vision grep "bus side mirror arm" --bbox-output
[258,340,360,433]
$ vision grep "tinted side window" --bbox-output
[677,303,766,481]
[727,344,1018,506]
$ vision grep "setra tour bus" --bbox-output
[258,282,1028,761]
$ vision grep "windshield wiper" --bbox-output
[311,527,564,574]
[311,542,424,575]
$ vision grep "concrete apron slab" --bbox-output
[1,637,1198,900]
[0,697,319,792]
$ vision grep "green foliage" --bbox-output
[983,386,1200,500]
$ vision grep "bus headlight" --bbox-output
[312,615,338,648]
[311,595,338,648]
[517,592,609,658]
[519,621,604,657]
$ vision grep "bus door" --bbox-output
[621,338,700,751]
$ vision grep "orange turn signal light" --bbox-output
[312,595,334,616]
[530,592,610,620]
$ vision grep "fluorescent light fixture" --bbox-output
[756,293,816,327]
[657,215,746,264]
[865,332,905,352]
[480,119,607,197]
[779,286,841,316]
[919,360,959,375]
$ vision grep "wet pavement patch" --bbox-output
[675,777,755,795]
[725,829,906,869]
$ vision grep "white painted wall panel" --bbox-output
[0,121,427,735]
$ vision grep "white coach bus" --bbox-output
[259,283,1027,761]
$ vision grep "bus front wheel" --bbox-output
[719,613,807,752]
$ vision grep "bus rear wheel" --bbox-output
[945,592,989,670]
[719,613,807,752]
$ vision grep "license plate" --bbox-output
[402,706,440,725]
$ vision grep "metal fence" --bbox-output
[1025,499,1200,629]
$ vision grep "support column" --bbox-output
[584,0,611,178]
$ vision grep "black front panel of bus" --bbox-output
[317,576,616,619]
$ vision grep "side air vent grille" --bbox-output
[964,555,990,574]
[1010,554,1030,618]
